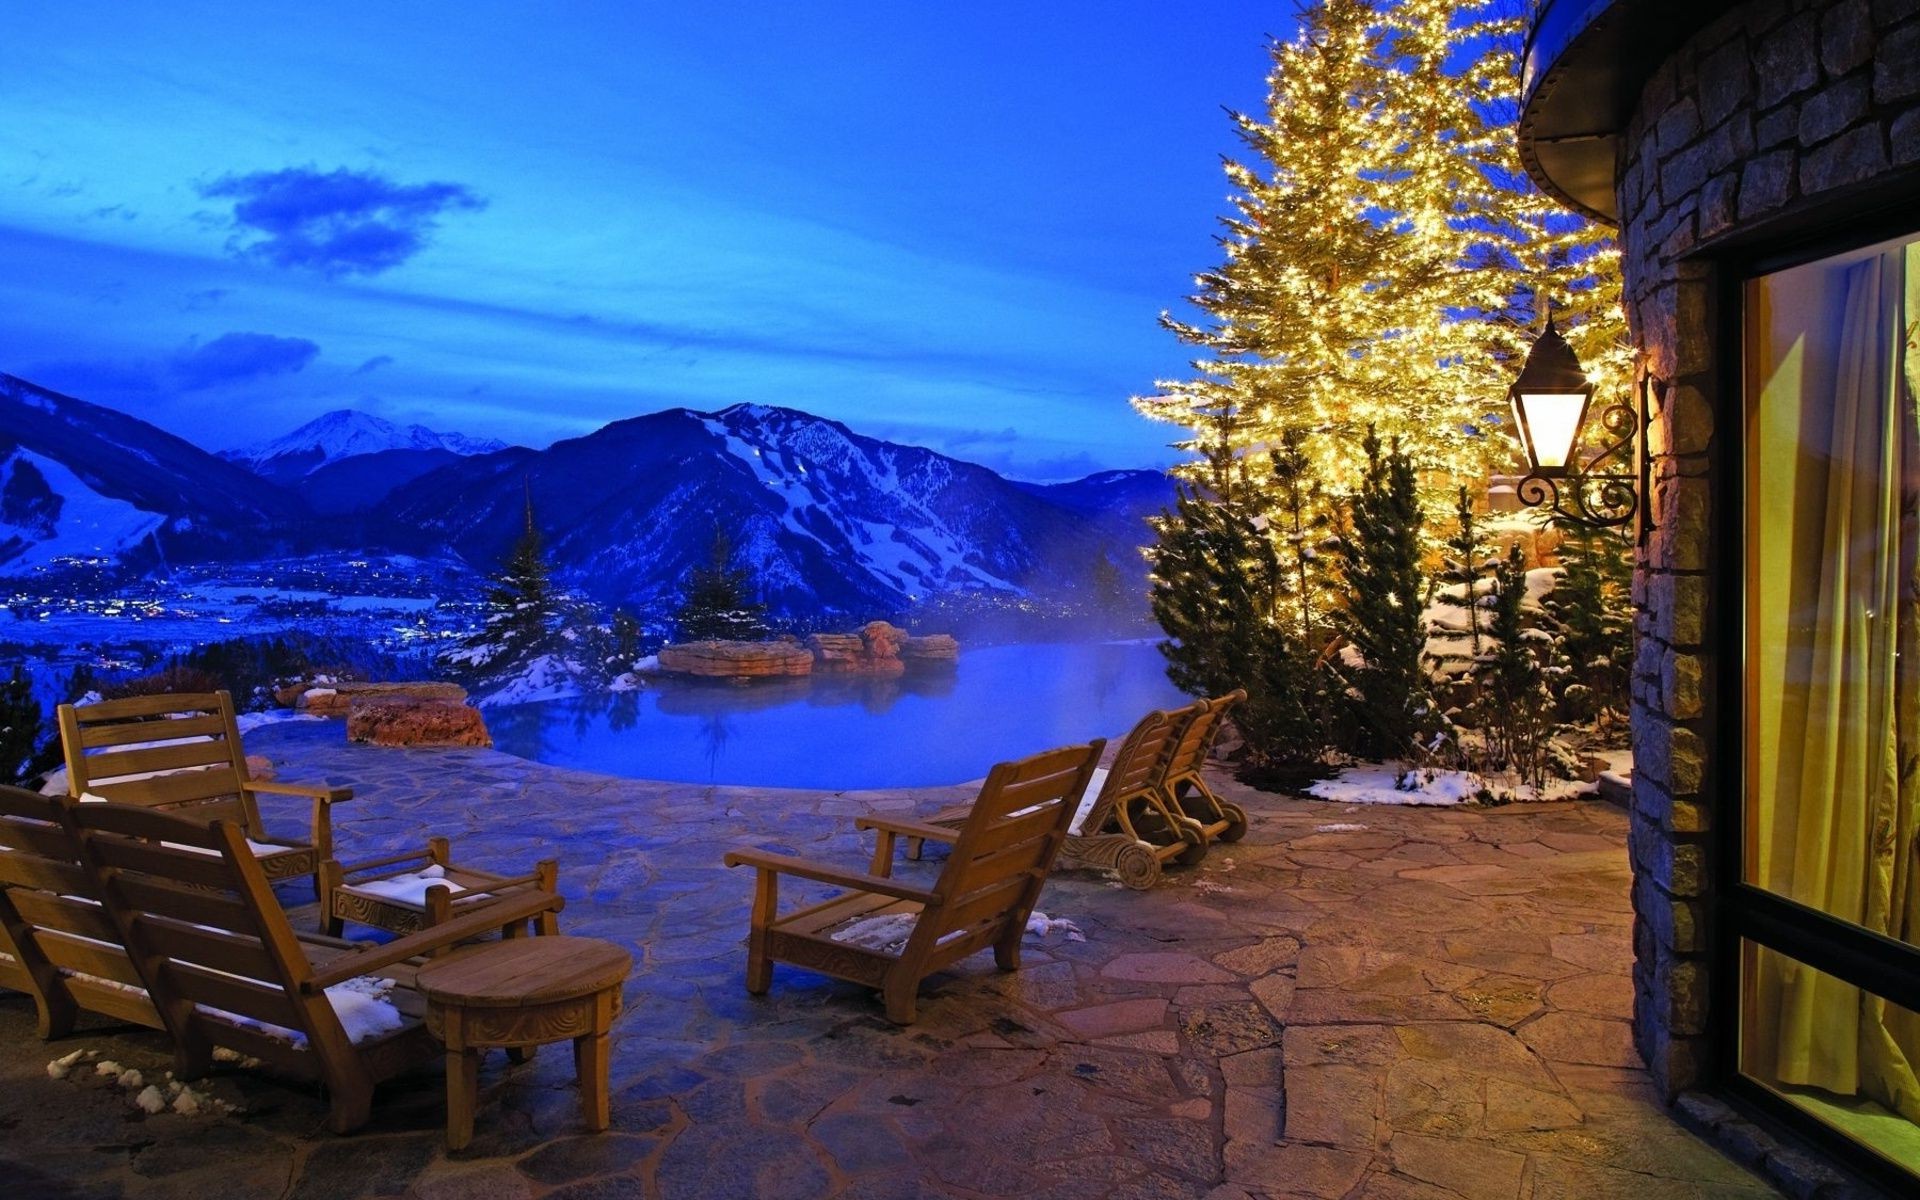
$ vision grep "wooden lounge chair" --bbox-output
[0,785,162,1037]
[1162,690,1249,843]
[723,740,1103,1024]
[319,837,562,939]
[59,690,349,904]
[65,799,565,1133]
[904,706,1211,889]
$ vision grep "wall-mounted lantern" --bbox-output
[1510,315,1652,534]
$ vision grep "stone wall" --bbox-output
[1615,0,1920,1097]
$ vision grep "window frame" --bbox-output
[1715,210,1920,1191]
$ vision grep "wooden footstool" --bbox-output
[416,935,632,1150]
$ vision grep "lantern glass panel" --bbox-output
[1516,391,1588,469]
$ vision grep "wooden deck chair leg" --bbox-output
[882,976,917,1025]
[534,860,560,936]
[993,924,1023,972]
[32,988,77,1041]
[745,870,776,995]
[172,1025,214,1081]
[317,859,346,938]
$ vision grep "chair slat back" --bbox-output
[0,787,155,1003]
[59,692,257,830]
[1162,690,1245,780]
[1073,706,1195,837]
[66,800,343,1065]
[911,741,1102,965]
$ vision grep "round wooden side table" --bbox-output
[415,935,632,1150]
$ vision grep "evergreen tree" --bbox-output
[1135,0,1631,511]
[1334,429,1429,758]
[0,666,57,786]
[451,485,565,675]
[1433,485,1493,660]
[1089,547,1128,621]
[1545,521,1632,722]
[1476,543,1554,786]
[675,526,769,642]
[609,608,643,672]
[1268,426,1335,645]
[1148,484,1279,700]
[1148,483,1324,767]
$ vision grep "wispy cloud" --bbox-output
[170,331,319,391]
[351,353,394,375]
[199,166,483,277]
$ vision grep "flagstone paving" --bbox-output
[0,723,1775,1198]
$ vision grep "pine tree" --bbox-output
[452,484,565,675]
[1089,547,1128,621]
[1433,485,1492,660]
[1136,0,1631,511]
[1138,0,1407,496]
[1268,426,1335,645]
[675,526,769,642]
[1476,543,1554,786]
[1148,484,1280,700]
[609,609,643,672]
[1334,429,1430,758]
[1545,521,1632,722]
[0,666,57,786]
[1148,482,1325,767]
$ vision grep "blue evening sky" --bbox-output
[0,4,1291,480]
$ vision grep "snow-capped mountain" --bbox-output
[376,403,1168,618]
[227,409,508,485]
[0,372,1168,620]
[0,373,306,571]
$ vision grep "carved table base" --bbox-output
[415,935,631,1150]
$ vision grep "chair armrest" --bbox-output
[721,847,937,904]
[248,779,354,805]
[331,848,432,877]
[854,814,958,844]
[300,890,565,990]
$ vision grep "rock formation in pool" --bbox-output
[658,621,958,680]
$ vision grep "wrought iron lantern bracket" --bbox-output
[1516,384,1653,533]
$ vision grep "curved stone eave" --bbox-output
[1520,0,1741,226]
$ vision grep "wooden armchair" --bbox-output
[0,785,163,1037]
[65,799,565,1133]
[724,740,1103,1024]
[1161,690,1249,843]
[904,706,1209,888]
[319,837,561,940]
[58,690,349,904]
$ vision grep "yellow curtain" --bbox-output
[1752,244,1920,1118]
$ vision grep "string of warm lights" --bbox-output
[1134,0,1629,513]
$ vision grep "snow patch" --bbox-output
[0,450,166,569]
[1308,763,1492,807]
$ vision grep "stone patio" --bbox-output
[0,723,1773,1199]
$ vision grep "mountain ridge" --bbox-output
[0,372,1169,622]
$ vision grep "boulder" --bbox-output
[297,680,469,717]
[806,632,867,672]
[900,634,959,668]
[657,640,815,678]
[346,699,492,748]
[808,621,909,675]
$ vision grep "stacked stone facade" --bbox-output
[1615,0,1920,1098]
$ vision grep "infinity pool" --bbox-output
[486,640,1187,789]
